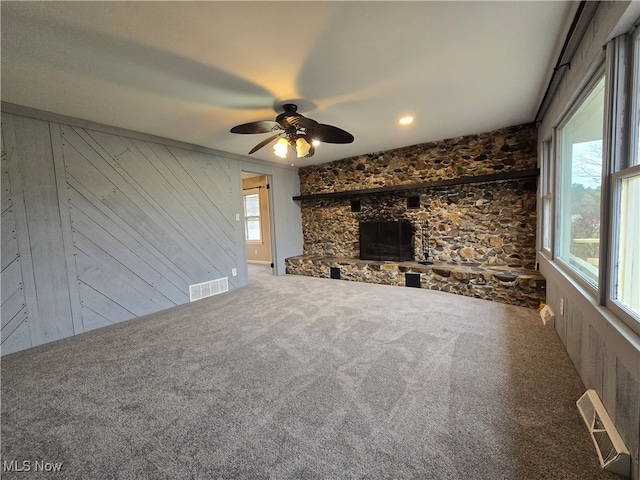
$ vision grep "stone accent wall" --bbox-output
[298,123,538,269]
[299,123,537,195]
[286,256,546,309]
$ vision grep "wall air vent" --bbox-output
[189,277,229,302]
[576,389,630,477]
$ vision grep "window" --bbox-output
[612,167,640,317]
[609,27,640,323]
[541,26,640,334]
[244,191,261,242]
[557,75,605,286]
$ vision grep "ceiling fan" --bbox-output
[230,104,354,159]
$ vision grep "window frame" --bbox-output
[553,68,606,293]
[605,25,640,335]
[540,23,640,335]
[631,25,640,169]
[608,164,640,330]
[540,138,554,256]
[243,189,262,244]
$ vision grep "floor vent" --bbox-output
[539,304,555,325]
[189,277,229,302]
[576,389,630,477]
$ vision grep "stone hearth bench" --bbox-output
[285,255,545,309]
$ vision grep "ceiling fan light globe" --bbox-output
[296,137,312,158]
[274,137,289,158]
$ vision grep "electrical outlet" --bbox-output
[232,268,237,277]
[235,213,240,221]
[254,249,258,255]
[560,298,564,316]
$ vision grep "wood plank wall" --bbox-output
[1,110,303,354]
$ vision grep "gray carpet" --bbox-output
[1,265,617,479]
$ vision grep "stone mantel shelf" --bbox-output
[292,168,539,201]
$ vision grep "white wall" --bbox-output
[537,2,640,478]
[0,104,302,355]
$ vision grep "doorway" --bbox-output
[241,171,274,277]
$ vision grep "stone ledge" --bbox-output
[285,255,546,309]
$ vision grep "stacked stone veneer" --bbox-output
[299,123,537,195]
[286,256,546,309]
[287,123,545,308]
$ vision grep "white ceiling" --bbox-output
[1,1,572,168]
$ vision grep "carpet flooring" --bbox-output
[1,265,617,479]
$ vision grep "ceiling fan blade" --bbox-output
[230,121,280,134]
[248,133,282,154]
[288,115,318,130]
[310,124,354,144]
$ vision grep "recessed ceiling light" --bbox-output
[399,116,414,125]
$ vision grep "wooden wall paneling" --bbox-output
[567,307,583,374]
[0,122,29,353]
[50,122,83,335]
[615,358,640,477]
[102,191,212,279]
[61,126,215,281]
[140,141,236,264]
[166,146,239,280]
[8,114,74,344]
[70,207,185,304]
[66,183,190,295]
[1,289,27,336]
[61,127,209,282]
[1,208,18,271]
[1,187,10,213]
[1,259,22,306]
[587,324,606,393]
[1,148,11,213]
[80,306,117,332]
[73,229,175,312]
[98,134,228,275]
[2,281,26,328]
[173,149,232,195]
[149,143,233,226]
[1,252,28,339]
[73,246,171,317]
[77,282,135,324]
[2,114,37,349]
[1,107,304,353]
[1,319,31,354]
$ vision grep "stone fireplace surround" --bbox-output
[286,123,546,309]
